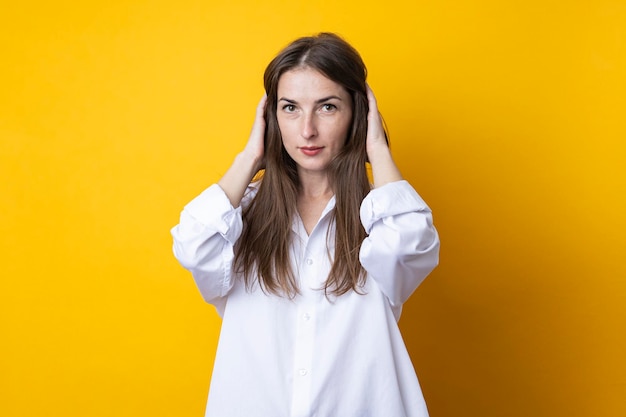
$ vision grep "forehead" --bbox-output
[277,67,349,100]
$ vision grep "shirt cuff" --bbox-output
[183,184,242,240]
[360,180,431,233]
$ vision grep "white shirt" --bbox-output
[171,180,439,417]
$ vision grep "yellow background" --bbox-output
[1,1,624,416]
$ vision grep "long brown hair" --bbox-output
[234,33,371,298]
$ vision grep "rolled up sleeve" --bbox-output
[359,180,440,314]
[171,184,245,306]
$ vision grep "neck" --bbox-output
[298,171,333,200]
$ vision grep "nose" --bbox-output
[301,113,318,140]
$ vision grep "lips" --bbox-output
[300,146,324,156]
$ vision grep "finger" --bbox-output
[365,84,385,138]
[255,93,268,119]
[254,94,267,125]
[366,84,379,116]
[251,94,267,138]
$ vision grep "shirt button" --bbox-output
[305,258,313,265]
[303,313,311,321]
[298,368,308,376]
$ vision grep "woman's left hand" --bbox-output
[365,84,403,187]
[366,84,390,159]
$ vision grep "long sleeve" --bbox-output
[359,180,440,318]
[171,184,251,310]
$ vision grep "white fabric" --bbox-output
[171,180,439,417]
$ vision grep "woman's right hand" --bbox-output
[218,94,268,208]
[241,94,267,173]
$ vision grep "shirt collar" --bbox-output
[291,195,337,237]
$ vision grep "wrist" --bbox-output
[366,141,392,163]
[367,144,403,188]
[236,150,264,173]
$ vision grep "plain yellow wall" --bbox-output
[1,1,624,416]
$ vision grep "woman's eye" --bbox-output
[282,104,296,112]
[321,103,337,112]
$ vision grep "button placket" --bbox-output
[289,302,315,416]
[289,226,324,416]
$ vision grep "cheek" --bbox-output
[276,118,288,140]
[337,116,353,143]
[278,128,290,147]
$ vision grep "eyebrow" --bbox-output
[278,95,343,104]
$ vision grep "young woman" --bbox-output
[172,33,440,417]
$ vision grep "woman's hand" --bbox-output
[241,94,267,173]
[366,85,389,157]
[365,85,403,188]
[218,94,268,207]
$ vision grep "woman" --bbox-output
[172,32,440,417]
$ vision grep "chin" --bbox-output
[297,162,331,174]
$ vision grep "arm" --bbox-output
[218,94,267,207]
[171,95,267,309]
[360,86,439,315]
[171,184,247,307]
[359,181,440,314]
[365,85,403,188]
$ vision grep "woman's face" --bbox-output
[276,67,353,178]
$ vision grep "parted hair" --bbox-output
[234,32,372,297]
